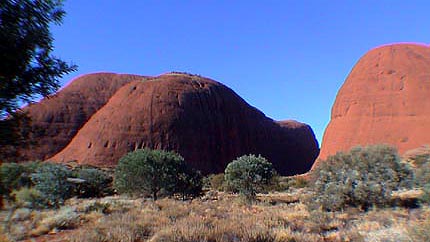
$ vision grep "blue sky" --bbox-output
[52,0,430,144]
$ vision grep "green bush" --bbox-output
[208,173,226,191]
[412,156,430,203]
[0,161,42,201]
[0,163,26,200]
[266,175,309,192]
[174,166,203,200]
[73,168,113,198]
[312,145,414,211]
[224,154,275,200]
[38,206,81,231]
[288,176,309,189]
[407,216,430,241]
[11,187,43,209]
[409,153,430,167]
[31,163,74,207]
[114,149,186,200]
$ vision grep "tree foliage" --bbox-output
[224,154,275,200]
[0,0,76,117]
[0,113,32,161]
[0,0,76,160]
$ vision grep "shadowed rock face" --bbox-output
[50,73,319,175]
[318,43,430,166]
[277,120,320,171]
[19,73,146,161]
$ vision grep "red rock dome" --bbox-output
[318,43,430,165]
[19,73,146,161]
[50,73,319,175]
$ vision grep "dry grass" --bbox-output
[1,190,428,241]
[61,192,422,242]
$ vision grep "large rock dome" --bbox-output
[19,73,146,161]
[318,43,430,165]
[46,72,319,175]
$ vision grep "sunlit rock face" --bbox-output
[19,73,146,161]
[317,43,430,167]
[46,73,318,175]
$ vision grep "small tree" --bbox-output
[224,154,275,200]
[0,1,76,161]
[114,149,184,200]
[312,145,414,211]
[0,0,76,118]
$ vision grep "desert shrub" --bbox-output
[413,159,430,185]
[11,187,43,209]
[73,167,113,198]
[0,161,43,201]
[0,163,37,199]
[31,163,74,207]
[412,158,430,203]
[114,149,185,200]
[81,201,111,214]
[312,145,414,211]
[0,163,26,200]
[266,175,308,192]
[34,206,80,235]
[407,218,430,241]
[419,185,430,204]
[265,175,287,192]
[224,154,275,200]
[208,173,226,191]
[174,165,203,200]
[409,153,430,167]
[287,176,309,189]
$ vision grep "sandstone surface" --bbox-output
[318,43,430,165]
[51,73,319,175]
[19,73,146,160]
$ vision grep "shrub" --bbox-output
[312,145,414,211]
[407,218,430,241]
[31,163,74,207]
[224,154,275,200]
[412,157,430,203]
[208,173,226,191]
[11,187,43,209]
[408,153,430,167]
[114,149,185,200]
[174,165,203,200]
[0,163,26,200]
[287,176,309,189]
[265,175,309,192]
[0,161,42,200]
[73,167,113,198]
[34,206,80,235]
